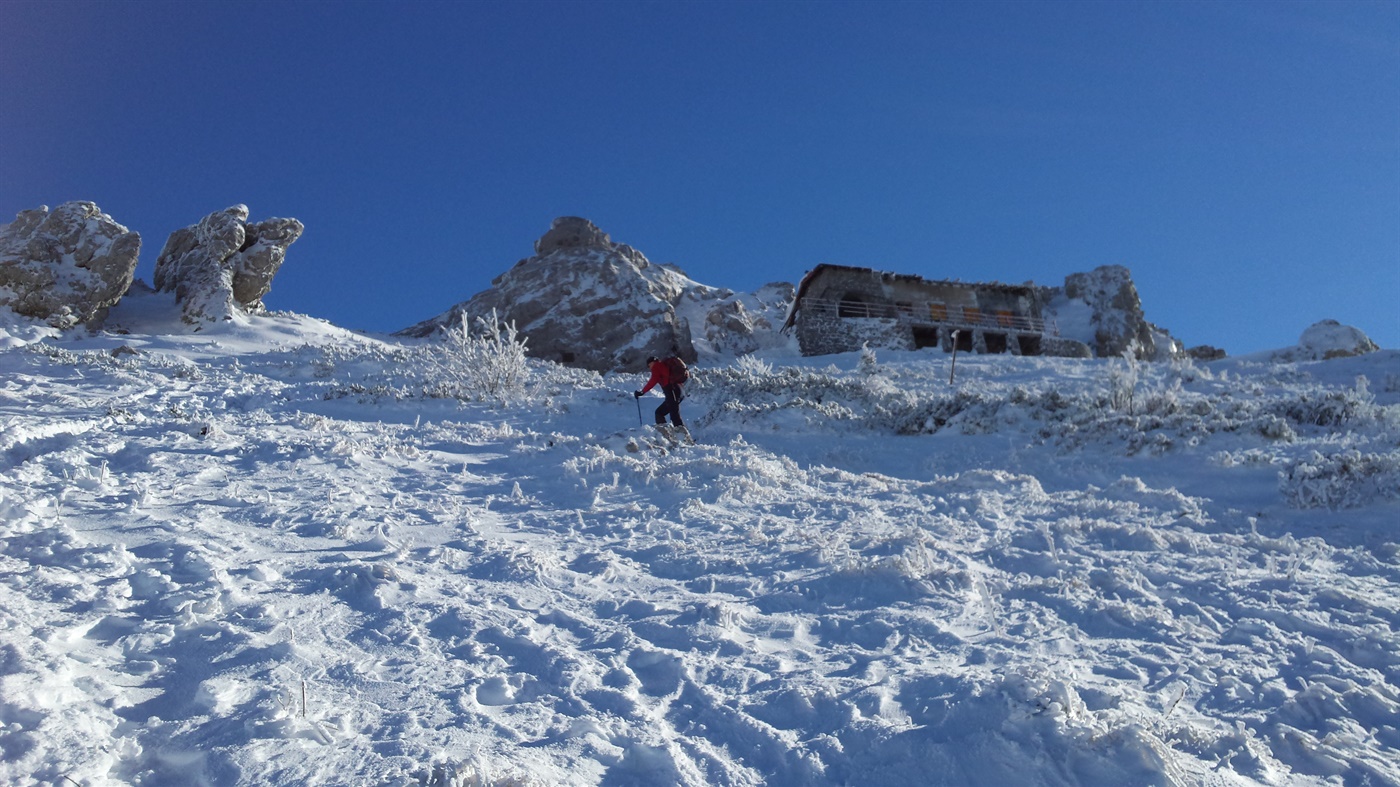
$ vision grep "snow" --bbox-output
[1042,291,1096,348]
[2,292,1398,786]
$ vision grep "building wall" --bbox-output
[793,267,1046,357]
[795,311,912,356]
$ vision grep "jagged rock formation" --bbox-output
[0,201,141,329]
[1271,319,1380,362]
[1042,265,1183,360]
[153,205,302,324]
[401,217,794,372]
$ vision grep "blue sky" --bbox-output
[2,0,1396,354]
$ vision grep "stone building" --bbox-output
[782,264,1050,357]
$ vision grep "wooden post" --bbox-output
[949,330,960,385]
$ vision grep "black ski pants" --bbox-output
[655,384,684,427]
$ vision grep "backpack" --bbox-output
[664,356,690,384]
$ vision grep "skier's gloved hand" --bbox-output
[633,390,643,398]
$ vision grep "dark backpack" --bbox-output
[664,356,690,384]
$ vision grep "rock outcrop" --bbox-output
[402,217,791,372]
[1272,320,1380,362]
[0,202,141,329]
[682,282,795,358]
[153,205,302,324]
[1042,265,1183,360]
[534,216,615,257]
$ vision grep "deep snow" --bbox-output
[1,292,1397,786]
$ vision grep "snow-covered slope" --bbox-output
[2,295,1398,786]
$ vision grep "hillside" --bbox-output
[1,291,1398,786]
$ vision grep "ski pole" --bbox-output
[635,394,643,426]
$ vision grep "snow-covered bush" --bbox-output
[858,343,879,376]
[1280,449,1400,509]
[1253,414,1296,442]
[1105,353,1139,414]
[734,353,773,378]
[1273,376,1378,427]
[430,310,530,404]
[1168,355,1211,384]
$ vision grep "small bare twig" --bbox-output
[1165,684,1187,717]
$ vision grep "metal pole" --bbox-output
[635,395,644,426]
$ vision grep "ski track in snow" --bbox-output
[1,312,1398,786]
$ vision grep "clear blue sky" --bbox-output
[3,0,1396,354]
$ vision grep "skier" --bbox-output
[635,355,692,443]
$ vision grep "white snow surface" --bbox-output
[2,292,1398,786]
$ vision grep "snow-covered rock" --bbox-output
[401,217,795,371]
[0,201,141,329]
[1272,319,1380,362]
[152,205,303,324]
[682,281,796,358]
[1043,265,1183,360]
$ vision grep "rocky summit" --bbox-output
[0,201,141,329]
[401,217,793,372]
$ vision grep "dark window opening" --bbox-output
[1017,335,1042,356]
[560,352,575,363]
[838,293,873,318]
[984,333,1008,354]
[954,329,974,352]
[912,326,940,350]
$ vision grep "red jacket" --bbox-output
[639,359,674,394]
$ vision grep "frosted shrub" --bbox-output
[1169,355,1211,384]
[22,341,146,372]
[858,343,879,376]
[886,390,1000,435]
[1253,414,1296,442]
[1105,353,1139,414]
[1274,376,1376,427]
[430,309,530,404]
[734,353,773,378]
[1140,381,1184,417]
[1281,449,1400,509]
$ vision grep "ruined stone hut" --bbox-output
[782,264,1048,357]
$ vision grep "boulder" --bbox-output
[153,205,302,323]
[1186,345,1227,362]
[1285,320,1379,361]
[401,217,697,372]
[1045,265,1182,360]
[0,201,141,329]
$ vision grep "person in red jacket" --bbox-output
[635,356,690,441]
